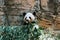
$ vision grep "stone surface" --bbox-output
[38,18,52,29]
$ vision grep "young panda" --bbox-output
[23,12,39,29]
[23,12,37,23]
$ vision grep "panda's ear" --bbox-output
[33,12,36,16]
[23,12,26,16]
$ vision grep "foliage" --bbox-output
[0,23,44,40]
[0,23,60,40]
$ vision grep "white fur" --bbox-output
[24,12,35,23]
[33,24,39,29]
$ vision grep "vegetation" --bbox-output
[0,23,44,40]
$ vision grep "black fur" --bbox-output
[23,12,26,16]
[33,12,36,16]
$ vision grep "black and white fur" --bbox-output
[23,12,39,29]
[23,12,36,23]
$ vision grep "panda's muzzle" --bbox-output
[24,18,29,23]
[26,20,29,21]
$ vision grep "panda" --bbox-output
[23,12,39,29]
[23,12,37,23]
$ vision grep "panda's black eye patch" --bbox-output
[29,17,31,19]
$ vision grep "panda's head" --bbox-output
[23,12,36,23]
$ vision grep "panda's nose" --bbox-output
[26,20,29,21]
